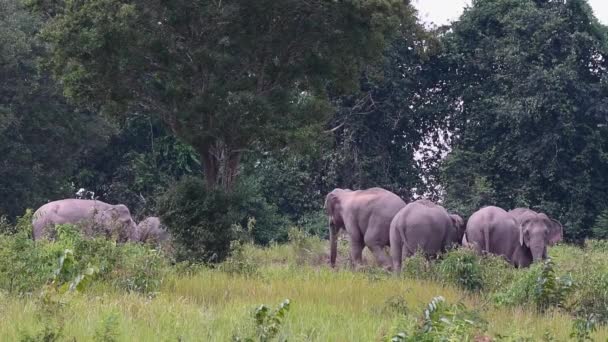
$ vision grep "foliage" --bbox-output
[327,24,448,200]
[534,258,574,313]
[219,241,259,278]
[391,296,488,342]
[591,209,608,239]
[0,0,112,219]
[233,299,291,342]
[437,248,484,292]
[287,227,325,267]
[158,176,287,263]
[93,313,120,342]
[439,0,608,239]
[35,0,418,192]
[74,115,200,218]
[0,215,168,295]
[571,314,597,342]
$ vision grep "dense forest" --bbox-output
[2,0,608,259]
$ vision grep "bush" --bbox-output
[591,209,608,239]
[0,214,168,295]
[158,177,240,263]
[391,296,488,341]
[437,248,484,292]
[159,176,289,263]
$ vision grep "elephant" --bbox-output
[324,187,406,269]
[464,206,562,267]
[509,208,563,251]
[32,199,139,242]
[389,199,465,273]
[137,216,170,244]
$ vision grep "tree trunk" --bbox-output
[198,142,241,192]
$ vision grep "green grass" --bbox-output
[1,235,608,341]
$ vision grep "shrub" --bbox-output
[158,177,240,263]
[400,252,435,281]
[159,176,289,263]
[391,296,488,341]
[287,227,325,267]
[437,248,483,292]
[233,299,291,342]
[0,214,168,295]
[591,209,608,239]
[534,258,574,313]
[219,241,259,277]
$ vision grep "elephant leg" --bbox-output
[390,227,403,274]
[367,243,391,270]
[349,234,364,268]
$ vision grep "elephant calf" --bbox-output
[389,199,465,273]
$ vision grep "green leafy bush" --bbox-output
[534,258,574,313]
[158,176,288,263]
[158,177,240,263]
[391,296,488,341]
[233,299,291,342]
[437,248,483,292]
[591,209,608,239]
[0,214,168,295]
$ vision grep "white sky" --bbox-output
[414,0,608,26]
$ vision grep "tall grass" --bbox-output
[1,226,608,341]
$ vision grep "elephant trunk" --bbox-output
[530,243,546,262]
[329,220,338,268]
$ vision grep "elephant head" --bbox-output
[449,214,466,243]
[518,213,563,262]
[137,217,170,244]
[99,204,138,242]
[325,189,347,268]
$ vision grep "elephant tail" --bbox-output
[484,225,491,252]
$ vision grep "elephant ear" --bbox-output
[450,214,465,237]
[548,219,563,246]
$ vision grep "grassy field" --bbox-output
[1,230,608,341]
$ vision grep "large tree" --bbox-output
[34,0,418,191]
[439,0,608,239]
[0,0,111,218]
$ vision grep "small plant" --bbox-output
[233,299,291,342]
[534,258,574,313]
[570,314,597,342]
[437,248,483,292]
[220,240,259,277]
[94,313,121,342]
[391,296,487,341]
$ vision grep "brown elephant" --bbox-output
[324,187,406,269]
[464,206,562,267]
[389,200,465,273]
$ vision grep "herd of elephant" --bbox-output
[325,188,563,272]
[31,199,169,244]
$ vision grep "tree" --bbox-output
[34,0,418,192]
[0,0,111,218]
[326,25,449,199]
[439,0,608,239]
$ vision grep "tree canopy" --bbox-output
[439,0,608,239]
[35,0,418,191]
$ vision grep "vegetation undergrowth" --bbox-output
[1,218,608,340]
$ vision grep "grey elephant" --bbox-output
[32,199,139,242]
[509,208,563,252]
[324,187,406,269]
[137,217,170,244]
[464,206,562,267]
[389,200,465,273]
